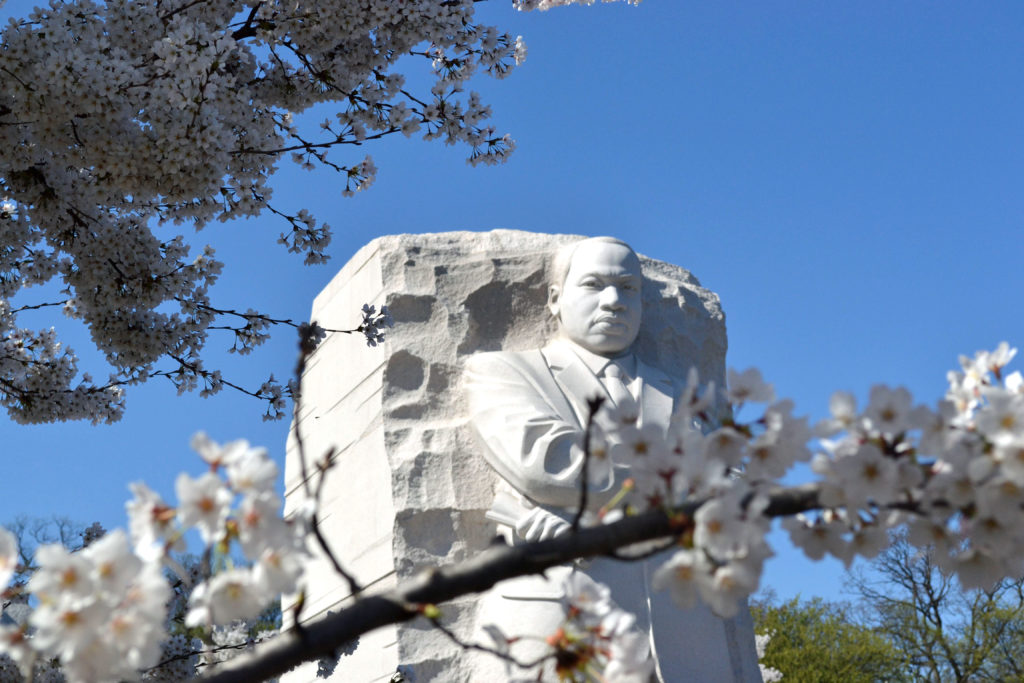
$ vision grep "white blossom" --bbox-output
[698,560,760,618]
[0,527,16,588]
[756,632,784,682]
[224,443,278,494]
[975,388,1024,446]
[727,367,775,405]
[814,390,857,437]
[10,339,1024,680]
[783,514,838,562]
[863,385,916,436]
[28,545,95,603]
[651,549,705,609]
[125,481,179,561]
[186,568,266,627]
[603,630,655,682]
[175,471,232,545]
[0,624,32,674]
[80,529,140,598]
[236,491,292,558]
[0,0,552,424]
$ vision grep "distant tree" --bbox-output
[1,516,95,586]
[847,532,1024,682]
[751,591,907,682]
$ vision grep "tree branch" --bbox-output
[291,325,361,596]
[199,484,822,682]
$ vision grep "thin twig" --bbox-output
[291,329,316,501]
[178,297,360,335]
[572,396,604,532]
[427,614,550,672]
[605,537,678,562]
[147,640,251,672]
[9,301,67,314]
[292,325,361,596]
[232,127,402,156]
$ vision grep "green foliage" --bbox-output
[751,593,907,683]
[755,532,1024,683]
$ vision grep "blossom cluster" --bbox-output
[501,343,1024,680]
[577,365,803,622]
[790,342,1024,590]
[514,0,643,11]
[3,344,1024,681]
[0,529,168,681]
[484,571,655,682]
[0,0,636,424]
[0,435,306,682]
[755,632,783,682]
[358,304,395,347]
[580,346,1018,618]
[553,573,654,682]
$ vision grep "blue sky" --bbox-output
[3,1,1024,604]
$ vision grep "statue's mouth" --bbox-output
[593,318,629,332]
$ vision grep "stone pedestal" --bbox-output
[282,230,728,682]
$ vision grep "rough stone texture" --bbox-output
[282,230,727,682]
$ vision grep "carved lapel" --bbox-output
[542,342,608,427]
[636,358,676,429]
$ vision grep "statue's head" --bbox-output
[547,237,642,358]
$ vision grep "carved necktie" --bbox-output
[601,362,635,408]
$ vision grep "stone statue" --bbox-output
[464,237,761,681]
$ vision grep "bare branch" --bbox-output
[426,613,549,672]
[291,324,361,596]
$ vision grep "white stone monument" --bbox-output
[283,230,753,682]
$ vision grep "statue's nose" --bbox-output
[599,286,625,310]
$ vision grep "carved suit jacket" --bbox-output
[463,339,680,517]
[463,340,762,682]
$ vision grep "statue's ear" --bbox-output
[547,284,561,319]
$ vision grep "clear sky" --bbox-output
[3,1,1024,605]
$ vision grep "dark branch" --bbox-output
[230,2,264,40]
[571,396,604,532]
[291,324,361,596]
[199,483,825,682]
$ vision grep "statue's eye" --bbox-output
[579,279,601,289]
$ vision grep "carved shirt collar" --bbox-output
[558,339,636,379]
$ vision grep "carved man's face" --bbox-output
[549,240,642,357]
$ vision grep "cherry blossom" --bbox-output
[862,385,917,436]
[224,445,279,494]
[726,367,775,406]
[21,537,170,683]
[515,0,643,11]
[185,568,266,627]
[651,548,705,609]
[546,570,656,682]
[756,632,783,682]
[602,631,656,683]
[0,527,16,588]
[175,472,233,546]
[125,481,180,562]
[2,0,630,424]
[4,343,1024,681]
